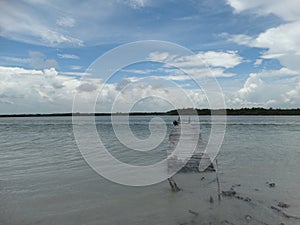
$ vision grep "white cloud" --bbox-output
[227,34,252,45]
[197,51,243,69]
[227,0,300,71]
[148,50,242,69]
[0,0,160,47]
[0,1,216,47]
[255,67,299,77]
[225,68,300,108]
[254,59,263,67]
[0,99,14,105]
[76,82,98,92]
[0,1,83,46]
[148,52,171,62]
[230,23,300,71]
[44,67,58,78]
[57,54,79,59]
[147,50,242,78]
[0,66,95,113]
[284,82,300,105]
[0,56,30,64]
[0,66,43,76]
[125,74,190,82]
[29,51,59,69]
[120,69,157,74]
[0,65,209,113]
[39,29,83,46]
[238,73,263,100]
[227,0,300,21]
[70,65,82,70]
[125,0,148,9]
[61,72,91,76]
[56,16,76,27]
[97,79,207,113]
[1,52,59,69]
[1,65,300,113]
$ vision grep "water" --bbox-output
[1,116,300,225]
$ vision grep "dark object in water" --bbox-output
[188,209,199,216]
[235,195,251,202]
[242,196,252,202]
[222,190,236,197]
[278,202,290,208]
[271,206,300,220]
[268,182,276,188]
[168,177,180,192]
[173,120,179,126]
[209,196,214,203]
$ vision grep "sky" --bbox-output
[0,0,300,113]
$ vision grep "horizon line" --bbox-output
[1,108,300,117]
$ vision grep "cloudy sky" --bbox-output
[0,0,300,113]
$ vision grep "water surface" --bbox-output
[1,116,300,225]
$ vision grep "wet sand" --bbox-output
[159,172,300,225]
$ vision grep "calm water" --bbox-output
[1,116,300,225]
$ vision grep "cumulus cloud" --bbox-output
[116,78,132,91]
[0,66,83,113]
[226,68,300,108]
[0,64,210,113]
[76,82,98,92]
[254,68,299,77]
[227,0,300,21]
[197,51,243,69]
[97,79,207,113]
[227,0,300,71]
[238,74,263,101]
[229,22,300,70]
[1,64,300,113]
[284,82,300,105]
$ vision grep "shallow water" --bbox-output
[1,116,300,225]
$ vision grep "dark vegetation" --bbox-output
[167,107,300,115]
[0,108,300,117]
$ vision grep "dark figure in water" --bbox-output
[173,120,179,126]
[168,177,180,192]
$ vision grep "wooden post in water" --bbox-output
[168,177,180,192]
[215,159,222,201]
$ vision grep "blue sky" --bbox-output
[0,0,300,113]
